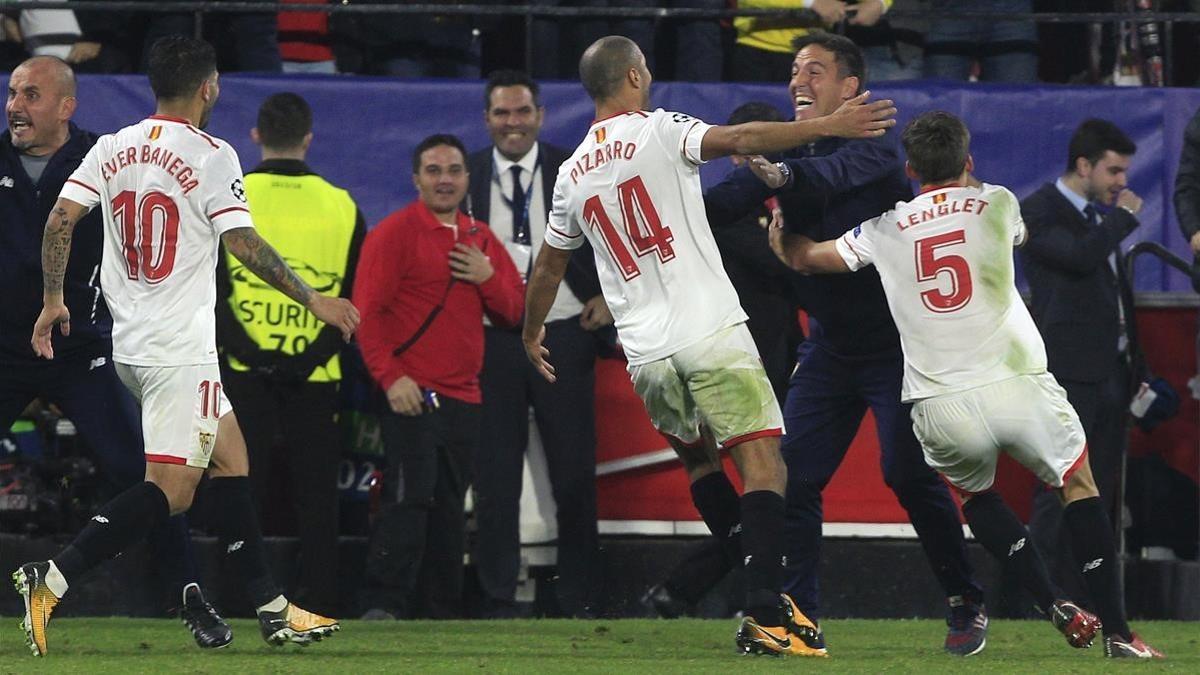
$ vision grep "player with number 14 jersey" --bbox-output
[546,108,746,365]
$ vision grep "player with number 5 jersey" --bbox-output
[525,35,896,657]
[768,111,1163,659]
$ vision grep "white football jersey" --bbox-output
[59,115,254,367]
[544,108,746,365]
[834,183,1046,401]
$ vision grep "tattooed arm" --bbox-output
[32,198,92,359]
[222,226,314,306]
[221,226,362,341]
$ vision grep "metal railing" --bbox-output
[3,2,1200,83]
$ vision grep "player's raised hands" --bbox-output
[523,325,556,383]
[825,91,896,139]
[308,295,360,342]
[31,301,70,359]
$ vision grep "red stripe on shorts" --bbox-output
[145,453,188,465]
[722,428,783,448]
[1057,444,1090,486]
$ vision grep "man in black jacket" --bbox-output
[0,56,229,647]
[466,70,609,618]
[1173,107,1200,257]
[1020,118,1141,601]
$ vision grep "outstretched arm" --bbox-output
[700,91,896,161]
[522,244,573,382]
[768,225,851,275]
[222,226,360,341]
[32,198,92,358]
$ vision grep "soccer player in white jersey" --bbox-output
[13,37,359,657]
[766,111,1163,659]
[522,35,895,657]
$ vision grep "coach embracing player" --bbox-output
[703,33,986,655]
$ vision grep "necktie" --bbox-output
[510,165,530,245]
[1086,205,1127,352]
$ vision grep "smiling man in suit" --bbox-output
[1020,118,1142,606]
[466,69,609,618]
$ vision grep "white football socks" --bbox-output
[257,595,288,614]
[45,561,69,598]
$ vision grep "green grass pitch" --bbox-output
[0,617,1194,673]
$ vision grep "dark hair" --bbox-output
[579,35,641,102]
[791,32,866,92]
[901,111,971,184]
[1065,119,1137,173]
[256,93,312,150]
[411,133,468,174]
[727,101,785,126]
[484,69,540,111]
[146,36,217,101]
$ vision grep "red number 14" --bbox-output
[583,176,675,281]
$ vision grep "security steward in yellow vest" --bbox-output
[215,93,365,616]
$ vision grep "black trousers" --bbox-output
[366,395,478,618]
[1028,357,1131,605]
[0,347,198,600]
[474,321,600,616]
[221,369,342,613]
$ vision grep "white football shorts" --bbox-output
[115,362,231,469]
[910,372,1087,494]
[627,323,783,448]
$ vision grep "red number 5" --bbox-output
[113,189,180,283]
[915,230,972,313]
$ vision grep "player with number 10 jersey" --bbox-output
[59,115,254,367]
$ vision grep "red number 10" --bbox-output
[582,176,675,281]
[198,380,222,419]
[113,189,180,283]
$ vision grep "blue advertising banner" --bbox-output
[56,74,1200,292]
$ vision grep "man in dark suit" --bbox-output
[1020,118,1142,601]
[466,69,609,618]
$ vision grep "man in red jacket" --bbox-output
[353,133,524,619]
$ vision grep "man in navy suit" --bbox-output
[1020,118,1141,603]
[466,70,610,618]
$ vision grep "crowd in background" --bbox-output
[5,1,1200,86]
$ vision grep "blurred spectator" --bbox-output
[138,1,281,72]
[216,93,365,615]
[525,1,722,81]
[335,1,480,77]
[923,0,1037,82]
[466,70,607,619]
[279,0,337,74]
[1,8,130,72]
[845,0,926,81]
[1020,119,1141,602]
[353,134,524,619]
[529,1,654,79]
[1174,108,1200,256]
[730,1,890,82]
